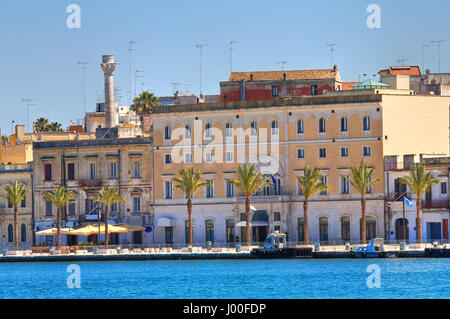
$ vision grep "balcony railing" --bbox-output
[422,200,449,209]
[385,192,414,202]
[79,179,103,188]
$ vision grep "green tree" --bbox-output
[47,122,63,132]
[44,187,75,248]
[231,164,272,245]
[173,168,210,246]
[34,118,49,132]
[398,165,439,243]
[0,182,28,250]
[130,91,161,132]
[347,160,380,243]
[95,186,125,247]
[296,165,330,244]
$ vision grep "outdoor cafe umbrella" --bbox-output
[69,224,128,236]
[113,223,145,232]
[36,228,75,236]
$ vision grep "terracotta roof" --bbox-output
[378,66,421,76]
[342,82,359,91]
[228,67,340,82]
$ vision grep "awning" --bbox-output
[70,224,128,236]
[114,223,145,232]
[236,221,269,227]
[156,217,174,228]
[36,228,75,236]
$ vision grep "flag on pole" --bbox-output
[403,196,414,207]
[250,205,257,212]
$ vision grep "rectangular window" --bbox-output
[133,197,141,213]
[46,200,52,216]
[341,176,350,194]
[133,162,140,177]
[225,151,234,163]
[44,164,52,181]
[164,154,172,165]
[363,146,371,157]
[21,196,26,208]
[165,182,173,199]
[441,182,447,194]
[184,153,192,164]
[226,219,235,243]
[272,86,279,97]
[320,176,328,195]
[311,85,318,96]
[319,148,327,158]
[68,201,76,216]
[67,163,75,180]
[89,163,96,180]
[110,162,117,178]
[110,203,117,214]
[341,147,349,158]
[226,180,235,197]
[297,119,304,134]
[205,152,213,163]
[297,148,305,159]
[341,117,348,132]
[206,180,214,198]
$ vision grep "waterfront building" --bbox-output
[0,163,33,248]
[150,84,450,246]
[385,154,449,242]
[219,66,344,102]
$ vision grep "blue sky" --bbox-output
[0,0,449,133]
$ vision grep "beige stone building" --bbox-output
[0,163,33,249]
[150,88,450,246]
[32,137,153,246]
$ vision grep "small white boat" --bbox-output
[351,238,396,258]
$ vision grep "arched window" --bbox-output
[226,219,235,243]
[21,224,26,243]
[297,119,304,134]
[319,217,328,242]
[319,118,326,133]
[185,125,191,139]
[185,220,194,244]
[205,123,212,138]
[164,125,171,140]
[360,216,377,241]
[363,116,371,131]
[225,123,232,137]
[298,218,305,242]
[341,117,348,132]
[7,224,13,243]
[271,121,279,135]
[341,216,350,241]
[205,219,214,243]
[250,121,257,136]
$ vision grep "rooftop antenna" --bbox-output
[421,44,431,74]
[183,83,191,95]
[276,59,288,71]
[171,82,181,95]
[128,40,138,104]
[396,58,410,66]
[327,42,338,67]
[430,40,445,73]
[230,40,239,74]
[141,82,150,92]
[134,70,144,97]
[196,43,210,97]
[77,61,92,116]
[22,98,37,133]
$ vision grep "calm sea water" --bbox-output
[0,259,449,299]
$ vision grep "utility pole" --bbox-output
[128,41,138,104]
[78,61,92,116]
[230,40,239,74]
[421,44,431,73]
[431,40,445,73]
[196,44,210,97]
[135,70,144,97]
[327,43,338,67]
[276,59,288,71]
[22,99,37,133]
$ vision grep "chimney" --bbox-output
[101,55,117,128]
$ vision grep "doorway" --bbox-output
[427,222,442,240]
[132,231,142,246]
[67,235,77,246]
[395,218,409,240]
[252,226,269,243]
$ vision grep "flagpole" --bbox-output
[403,197,406,243]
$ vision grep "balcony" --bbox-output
[385,193,414,202]
[422,200,449,209]
[79,179,103,189]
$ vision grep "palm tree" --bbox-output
[347,160,380,243]
[34,117,49,132]
[44,187,75,248]
[0,182,28,250]
[231,164,272,245]
[130,91,161,132]
[95,186,125,247]
[296,165,330,245]
[47,122,63,132]
[398,165,439,243]
[173,168,211,246]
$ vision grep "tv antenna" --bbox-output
[421,44,431,73]
[230,40,239,74]
[276,59,288,71]
[327,42,338,67]
[431,40,445,73]
[196,43,210,97]
[78,61,92,115]
[171,82,181,95]
[22,98,38,133]
[134,70,144,97]
[128,40,138,104]
[396,58,410,66]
